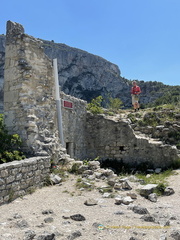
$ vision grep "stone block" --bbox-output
[0,178,5,186]
[6,175,15,184]
[0,169,9,177]
[0,190,8,198]
[122,196,134,205]
[140,184,158,197]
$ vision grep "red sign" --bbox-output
[63,100,73,109]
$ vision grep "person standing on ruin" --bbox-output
[131,81,141,112]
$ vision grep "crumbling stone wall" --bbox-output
[4,21,60,158]
[0,156,51,205]
[61,92,87,159]
[85,113,178,168]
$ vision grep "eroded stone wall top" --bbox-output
[6,21,24,45]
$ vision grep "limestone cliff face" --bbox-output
[42,40,130,105]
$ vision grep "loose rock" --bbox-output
[140,184,158,197]
[115,196,123,205]
[44,217,54,223]
[16,219,29,229]
[164,187,175,196]
[67,230,82,240]
[148,193,157,202]
[122,196,134,205]
[121,181,132,190]
[42,210,54,215]
[49,174,62,184]
[84,198,98,206]
[132,206,149,215]
[70,214,86,221]
[140,214,156,222]
[23,230,36,240]
[36,233,55,240]
[170,229,180,240]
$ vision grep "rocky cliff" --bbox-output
[0,34,170,112]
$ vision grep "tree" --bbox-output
[0,114,25,163]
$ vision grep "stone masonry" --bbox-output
[61,92,87,159]
[4,21,61,158]
[0,156,51,205]
[85,113,179,168]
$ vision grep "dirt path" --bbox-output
[0,170,180,240]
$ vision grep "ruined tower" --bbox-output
[4,21,60,157]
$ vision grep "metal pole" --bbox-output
[53,58,64,147]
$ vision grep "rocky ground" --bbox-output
[0,161,180,240]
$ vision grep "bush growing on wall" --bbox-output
[0,114,26,163]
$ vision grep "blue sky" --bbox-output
[1,0,180,86]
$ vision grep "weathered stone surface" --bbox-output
[127,192,137,199]
[121,181,132,190]
[67,230,82,240]
[24,230,36,240]
[42,209,54,215]
[164,187,175,196]
[36,233,55,240]
[70,214,86,221]
[170,229,180,240]
[88,161,100,170]
[114,183,122,190]
[148,193,157,202]
[84,198,98,206]
[0,157,51,205]
[159,234,167,240]
[44,217,54,223]
[102,192,112,198]
[115,196,123,205]
[16,219,29,229]
[122,196,134,205]
[132,206,149,215]
[49,174,62,184]
[139,184,158,197]
[140,214,156,222]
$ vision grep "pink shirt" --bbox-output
[131,86,141,95]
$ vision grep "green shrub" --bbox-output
[108,97,123,111]
[87,96,104,114]
[0,114,25,164]
[127,113,138,124]
[154,183,166,196]
[136,169,173,185]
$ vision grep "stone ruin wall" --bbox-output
[61,92,87,160]
[0,156,51,205]
[4,21,61,158]
[85,114,178,168]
